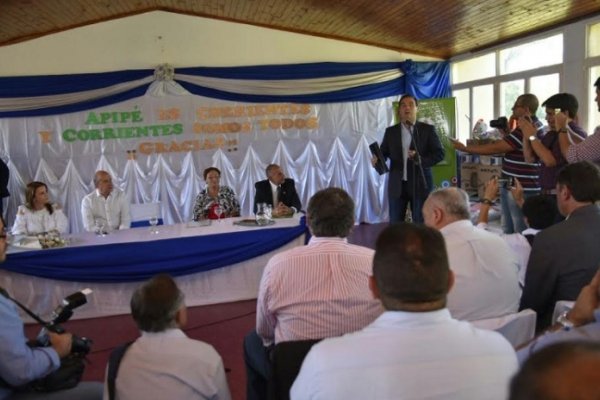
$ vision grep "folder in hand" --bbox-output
[369,142,389,175]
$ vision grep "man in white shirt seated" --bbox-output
[104,274,231,400]
[291,223,518,400]
[81,170,130,232]
[422,187,521,321]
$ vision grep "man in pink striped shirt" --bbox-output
[559,77,600,163]
[244,187,384,400]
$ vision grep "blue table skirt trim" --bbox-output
[2,219,307,283]
[130,218,164,228]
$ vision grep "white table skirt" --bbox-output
[1,215,306,321]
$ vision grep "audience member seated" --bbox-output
[422,187,520,320]
[510,341,600,400]
[478,177,559,285]
[11,181,68,235]
[192,167,240,221]
[291,223,518,400]
[518,269,600,363]
[104,274,231,400]
[81,170,130,232]
[253,164,301,217]
[520,161,600,331]
[244,188,383,400]
[0,217,103,400]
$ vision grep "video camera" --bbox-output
[35,289,93,356]
[490,116,509,132]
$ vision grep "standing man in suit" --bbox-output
[254,164,302,217]
[373,94,445,223]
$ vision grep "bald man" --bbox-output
[422,187,520,321]
[81,170,130,232]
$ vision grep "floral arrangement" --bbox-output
[37,230,68,249]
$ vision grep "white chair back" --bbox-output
[471,309,537,348]
[130,202,161,224]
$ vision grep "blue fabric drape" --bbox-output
[2,220,307,283]
[0,61,450,118]
[400,60,451,99]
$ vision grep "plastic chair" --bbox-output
[471,309,537,348]
[130,202,162,228]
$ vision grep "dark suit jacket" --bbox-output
[379,121,445,198]
[520,204,600,330]
[254,178,302,213]
[0,158,9,199]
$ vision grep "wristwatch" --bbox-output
[528,135,538,142]
[557,310,575,330]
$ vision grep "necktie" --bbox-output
[276,185,282,205]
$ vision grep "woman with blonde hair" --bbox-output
[11,181,68,235]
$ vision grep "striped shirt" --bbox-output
[502,119,543,192]
[256,236,384,346]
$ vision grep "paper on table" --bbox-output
[16,237,42,249]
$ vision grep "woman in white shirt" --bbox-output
[11,181,69,235]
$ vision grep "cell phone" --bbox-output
[497,177,514,189]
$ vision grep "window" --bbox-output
[472,85,494,129]
[500,34,563,75]
[588,22,600,57]
[589,66,600,133]
[454,89,470,142]
[530,74,560,120]
[500,80,524,118]
[452,53,495,84]
[452,32,565,138]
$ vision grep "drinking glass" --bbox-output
[214,205,223,222]
[94,219,106,236]
[255,203,269,226]
[149,216,159,234]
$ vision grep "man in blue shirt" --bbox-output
[0,217,102,400]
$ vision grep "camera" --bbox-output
[36,289,93,356]
[490,116,509,132]
[497,177,514,189]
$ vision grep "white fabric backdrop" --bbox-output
[0,93,395,232]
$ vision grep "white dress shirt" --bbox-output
[442,220,521,321]
[256,236,383,346]
[291,309,518,400]
[103,329,231,400]
[11,204,69,235]
[477,222,539,287]
[81,188,131,232]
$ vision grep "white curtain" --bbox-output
[1,94,395,233]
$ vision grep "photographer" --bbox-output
[0,217,102,400]
[451,94,543,234]
[521,93,587,196]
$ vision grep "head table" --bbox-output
[0,215,307,320]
